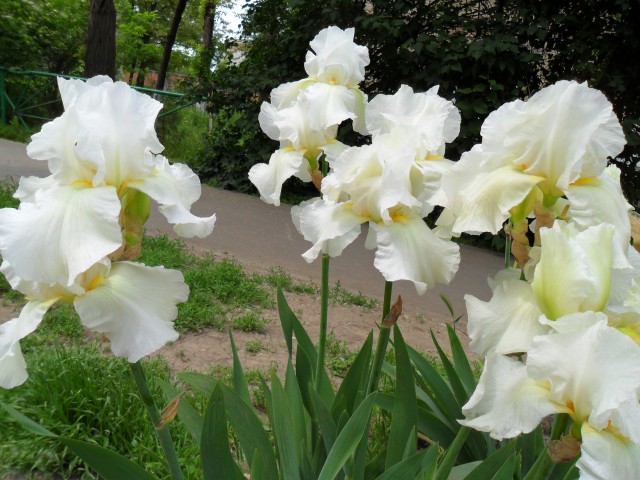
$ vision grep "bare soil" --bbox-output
[160,289,474,376]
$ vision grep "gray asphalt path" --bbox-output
[0,138,503,320]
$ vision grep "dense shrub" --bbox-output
[189,0,640,205]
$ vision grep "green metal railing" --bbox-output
[0,67,195,131]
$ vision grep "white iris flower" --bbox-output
[465,221,639,356]
[249,26,369,205]
[435,81,630,259]
[292,130,460,294]
[460,320,640,479]
[0,76,215,286]
[0,259,188,388]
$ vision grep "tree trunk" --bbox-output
[203,1,215,50]
[196,1,216,76]
[85,0,116,80]
[156,0,189,91]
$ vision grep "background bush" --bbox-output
[189,0,640,206]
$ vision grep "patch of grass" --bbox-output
[245,340,266,354]
[257,266,318,294]
[0,344,201,479]
[210,258,272,307]
[139,234,195,270]
[325,330,358,377]
[176,285,227,332]
[0,118,32,143]
[232,311,269,333]
[21,303,86,349]
[330,281,379,309]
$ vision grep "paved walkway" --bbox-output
[0,138,503,320]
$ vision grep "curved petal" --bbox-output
[301,82,362,130]
[0,184,122,286]
[539,311,608,334]
[320,140,349,164]
[0,260,85,300]
[249,149,307,206]
[566,166,633,269]
[371,216,460,294]
[14,175,57,203]
[74,261,188,362]
[416,157,454,211]
[578,423,640,480]
[131,156,215,238]
[304,26,369,87]
[482,80,625,190]
[0,299,58,388]
[610,248,640,308]
[28,78,163,186]
[272,94,339,149]
[258,101,281,141]
[350,88,368,135]
[527,321,640,427]
[460,353,556,440]
[270,79,308,109]
[366,84,460,151]
[532,222,614,319]
[436,147,544,235]
[291,198,364,262]
[465,276,546,356]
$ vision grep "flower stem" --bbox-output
[366,281,393,394]
[130,361,185,480]
[315,254,330,391]
[504,221,512,269]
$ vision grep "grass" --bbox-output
[257,266,318,294]
[232,311,270,333]
[245,340,266,354]
[0,118,33,143]
[330,281,379,309]
[324,330,358,377]
[0,344,203,480]
[257,266,378,308]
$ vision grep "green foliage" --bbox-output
[158,105,210,167]
[244,340,266,354]
[0,0,88,73]
[196,106,263,191]
[0,345,201,479]
[209,258,272,307]
[324,330,357,377]
[257,265,318,294]
[232,311,269,333]
[114,0,228,83]
[330,281,378,309]
[0,178,19,209]
[0,118,32,143]
[192,0,640,204]
[22,304,85,350]
[139,234,195,269]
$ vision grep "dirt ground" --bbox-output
[160,288,473,375]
